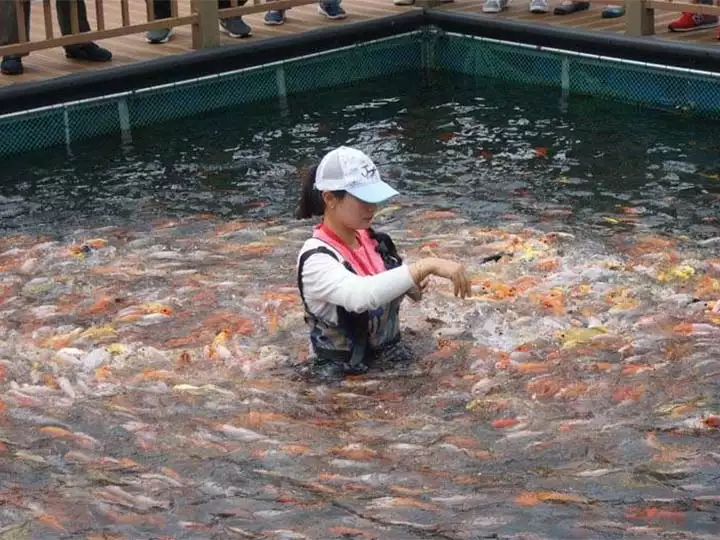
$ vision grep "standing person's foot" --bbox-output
[601,4,624,18]
[529,0,548,13]
[1,56,23,75]
[146,27,175,44]
[393,0,415,5]
[668,12,718,32]
[65,42,112,62]
[264,10,286,25]
[483,0,508,13]
[318,3,347,19]
[220,17,252,38]
[553,1,590,15]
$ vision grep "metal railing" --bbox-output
[0,0,320,57]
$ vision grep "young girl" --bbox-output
[296,146,471,380]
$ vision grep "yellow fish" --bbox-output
[555,327,609,349]
[80,324,117,340]
[605,288,639,313]
[106,343,125,355]
[657,265,695,282]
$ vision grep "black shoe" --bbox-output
[65,42,112,62]
[1,56,23,75]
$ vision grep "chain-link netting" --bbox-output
[0,108,68,156]
[129,65,279,129]
[570,57,720,115]
[1,28,718,158]
[435,33,562,87]
[434,32,720,116]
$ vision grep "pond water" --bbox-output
[1,71,719,539]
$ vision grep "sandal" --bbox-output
[553,1,590,15]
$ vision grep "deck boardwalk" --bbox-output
[0,0,717,90]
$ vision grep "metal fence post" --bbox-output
[192,0,220,49]
[626,0,655,36]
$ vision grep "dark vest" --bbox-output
[297,229,403,368]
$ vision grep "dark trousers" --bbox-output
[0,0,92,57]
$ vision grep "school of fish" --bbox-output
[1,79,720,539]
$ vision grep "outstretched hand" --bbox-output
[409,258,471,299]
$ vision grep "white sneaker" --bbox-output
[529,0,548,13]
[483,0,508,13]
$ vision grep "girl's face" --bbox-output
[325,193,377,230]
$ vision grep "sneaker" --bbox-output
[483,0,508,14]
[65,42,112,62]
[668,12,718,32]
[219,17,252,38]
[529,0,548,13]
[146,27,175,44]
[318,3,347,19]
[1,56,23,75]
[394,0,415,5]
[264,9,286,25]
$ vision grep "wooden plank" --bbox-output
[43,0,55,39]
[121,0,131,26]
[70,0,80,35]
[627,0,655,36]
[191,0,220,49]
[16,0,28,43]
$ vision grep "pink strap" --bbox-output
[313,225,385,276]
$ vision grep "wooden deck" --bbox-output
[1,0,718,89]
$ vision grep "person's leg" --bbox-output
[153,0,173,18]
[56,0,112,61]
[0,0,31,75]
[147,0,175,43]
[218,0,252,38]
[56,0,91,35]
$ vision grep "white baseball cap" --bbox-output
[314,146,399,204]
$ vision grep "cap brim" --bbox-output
[347,181,399,204]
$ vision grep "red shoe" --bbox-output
[668,11,718,32]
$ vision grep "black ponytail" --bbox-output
[295,164,347,220]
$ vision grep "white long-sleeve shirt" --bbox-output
[297,237,415,324]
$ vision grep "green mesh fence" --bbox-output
[435,33,563,87]
[1,27,719,158]
[432,32,720,115]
